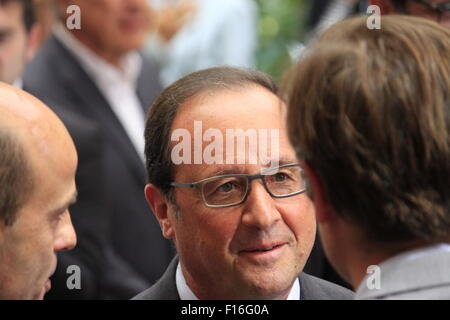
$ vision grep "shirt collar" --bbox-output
[176,262,198,300]
[176,261,301,300]
[13,78,23,89]
[355,243,450,299]
[53,23,142,87]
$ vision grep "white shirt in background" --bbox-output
[54,24,146,162]
[146,0,258,86]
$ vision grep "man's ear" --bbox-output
[369,0,397,14]
[302,162,334,224]
[144,184,175,239]
[25,24,43,63]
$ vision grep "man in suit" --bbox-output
[369,0,450,27]
[134,66,353,300]
[284,15,450,299]
[24,0,175,298]
[0,83,77,299]
[1,0,112,299]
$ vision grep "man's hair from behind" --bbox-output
[144,66,278,204]
[283,15,450,244]
[0,0,36,32]
[0,128,33,226]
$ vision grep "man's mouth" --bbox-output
[240,242,287,254]
[242,244,283,252]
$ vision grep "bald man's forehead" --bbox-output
[0,83,70,136]
[0,83,76,161]
[0,83,48,123]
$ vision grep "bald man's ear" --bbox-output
[144,184,175,239]
[303,162,334,224]
[369,0,398,14]
[25,24,43,63]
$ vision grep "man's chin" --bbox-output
[235,269,296,299]
[35,287,46,300]
[35,279,51,300]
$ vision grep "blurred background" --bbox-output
[256,0,310,82]
[33,0,369,83]
[256,0,368,81]
[142,0,367,84]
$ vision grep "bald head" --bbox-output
[0,83,78,299]
[0,82,77,225]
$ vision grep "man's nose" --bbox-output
[240,181,280,230]
[54,211,77,252]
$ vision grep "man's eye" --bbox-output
[217,182,235,193]
[274,173,288,182]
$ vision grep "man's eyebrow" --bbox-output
[205,166,245,177]
[200,159,298,178]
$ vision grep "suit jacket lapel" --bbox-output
[133,256,180,300]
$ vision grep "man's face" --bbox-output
[0,92,78,299]
[166,86,316,299]
[67,0,150,56]
[0,1,31,84]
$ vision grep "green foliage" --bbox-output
[255,0,309,83]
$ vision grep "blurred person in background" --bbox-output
[33,0,55,42]
[24,0,175,299]
[0,0,40,86]
[369,0,450,27]
[146,0,258,86]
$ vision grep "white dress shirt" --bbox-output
[176,262,301,300]
[13,78,23,89]
[146,0,258,86]
[54,24,146,162]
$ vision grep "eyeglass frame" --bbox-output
[407,0,450,20]
[170,163,307,208]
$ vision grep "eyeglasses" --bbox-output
[170,164,307,208]
[408,0,450,22]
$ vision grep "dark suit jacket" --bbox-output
[39,108,106,299]
[132,257,354,300]
[23,35,175,299]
